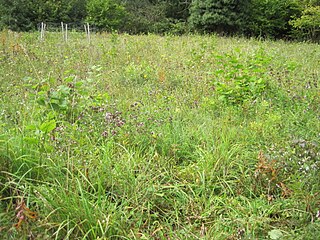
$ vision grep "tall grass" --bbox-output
[0,30,319,239]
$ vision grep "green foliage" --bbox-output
[86,0,126,31]
[290,6,320,41]
[163,0,191,21]
[120,0,168,33]
[39,119,56,134]
[67,0,88,23]
[1,32,319,239]
[0,0,319,41]
[119,0,191,34]
[0,2,6,30]
[188,0,250,34]
[36,0,87,23]
[212,50,271,104]
[244,0,301,39]
[36,84,72,112]
[0,0,87,31]
[0,0,36,31]
[268,229,284,239]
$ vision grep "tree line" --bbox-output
[0,0,319,41]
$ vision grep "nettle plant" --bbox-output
[211,49,271,104]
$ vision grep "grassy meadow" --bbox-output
[0,30,319,239]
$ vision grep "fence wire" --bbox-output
[37,22,99,33]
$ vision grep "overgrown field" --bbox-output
[0,31,319,239]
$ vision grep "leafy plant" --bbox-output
[290,6,320,41]
[212,50,270,104]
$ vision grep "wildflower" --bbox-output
[116,120,125,127]
[105,112,113,121]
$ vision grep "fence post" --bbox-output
[87,23,91,44]
[84,23,91,44]
[61,22,64,41]
[65,24,68,42]
[40,22,45,41]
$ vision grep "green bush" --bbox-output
[290,6,320,41]
[188,0,250,34]
[243,0,301,39]
[86,0,126,31]
[212,50,271,104]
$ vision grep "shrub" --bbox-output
[290,6,320,41]
[212,50,271,104]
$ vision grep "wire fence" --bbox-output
[37,22,99,32]
[37,22,100,43]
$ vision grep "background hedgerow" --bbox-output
[0,31,319,239]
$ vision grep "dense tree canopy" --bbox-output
[243,0,301,39]
[0,0,87,31]
[188,0,250,34]
[0,0,319,41]
[290,5,320,41]
[86,0,126,31]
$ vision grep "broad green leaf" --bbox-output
[25,125,37,130]
[268,229,283,239]
[40,120,56,133]
[23,137,39,145]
